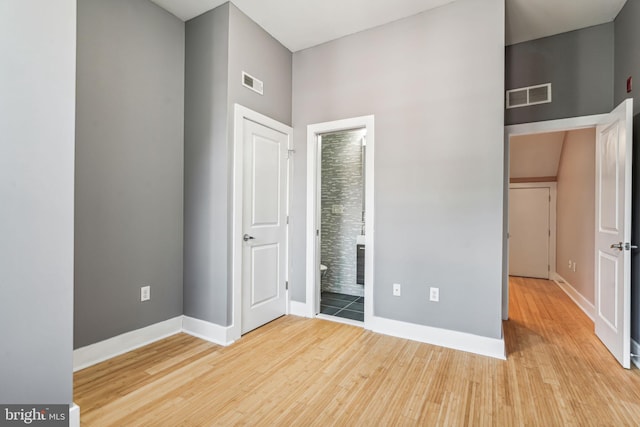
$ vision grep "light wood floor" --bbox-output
[75,277,640,426]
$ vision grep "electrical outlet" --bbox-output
[141,285,150,302]
[568,260,572,269]
[393,283,401,297]
[429,287,439,302]
[572,262,577,272]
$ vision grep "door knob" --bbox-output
[610,242,637,250]
[243,234,255,242]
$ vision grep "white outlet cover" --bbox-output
[429,287,439,302]
[393,283,401,296]
[141,285,150,302]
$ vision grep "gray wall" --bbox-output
[184,3,292,326]
[292,0,505,339]
[615,0,640,345]
[321,130,365,297]
[227,4,292,127]
[0,0,75,403]
[75,0,185,348]
[184,4,230,326]
[506,23,614,125]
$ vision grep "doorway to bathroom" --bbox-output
[318,128,367,322]
[306,115,375,326]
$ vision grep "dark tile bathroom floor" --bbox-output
[320,292,364,322]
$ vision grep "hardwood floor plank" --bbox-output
[75,277,640,426]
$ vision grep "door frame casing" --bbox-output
[503,113,606,320]
[306,115,375,324]
[231,104,293,341]
[509,182,557,280]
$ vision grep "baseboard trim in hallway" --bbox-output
[553,274,595,321]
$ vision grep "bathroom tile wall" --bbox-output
[320,130,365,297]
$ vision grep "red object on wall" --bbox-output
[627,76,632,93]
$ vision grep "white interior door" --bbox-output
[595,99,633,369]
[241,119,288,334]
[509,187,550,279]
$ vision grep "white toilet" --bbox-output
[320,263,328,278]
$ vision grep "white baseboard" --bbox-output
[368,316,506,360]
[289,300,311,317]
[73,316,183,371]
[553,274,595,321]
[631,339,640,369]
[182,316,235,346]
[69,403,80,427]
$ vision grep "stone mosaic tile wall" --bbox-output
[320,130,365,297]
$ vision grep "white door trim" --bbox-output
[306,115,375,324]
[509,182,557,279]
[231,104,292,341]
[503,113,606,320]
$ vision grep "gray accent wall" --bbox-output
[615,0,640,345]
[292,0,505,339]
[184,4,230,326]
[0,0,75,403]
[505,23,614,125]
[320,130,365,297]
[184,3,292,326]
[75,0,185,348]
[227,4,292,127]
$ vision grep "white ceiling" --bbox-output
[510,131,565,179]
[151,0,628,51]
[506,0,627,45]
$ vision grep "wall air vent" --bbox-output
[242,71,263,95]
[506,83,551,109]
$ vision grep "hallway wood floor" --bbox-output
[75,277,640,426]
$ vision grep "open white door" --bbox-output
[594,98,633,368]
[241,119,288,334]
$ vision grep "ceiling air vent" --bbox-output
[506,83,551,109]
[242,71,263,95]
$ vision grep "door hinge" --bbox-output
[286,215,289,224]
[285,281,289,290]
[316,229,320,237]
[287,149,296,159]
[548,265,550,271]
[549,229,551,236]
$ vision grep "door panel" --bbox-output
[597,253,618,330]
[252,138,280,226]
[595,99,632,369]
[250,244,280,304]
[509,187,550,279]
[242,119,288,334]
[599,126,619,233]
